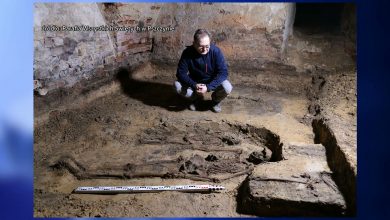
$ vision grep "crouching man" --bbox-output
[174,29,233,113]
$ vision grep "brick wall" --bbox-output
[152,3,292,69]
[34,3,160,93]
[34,3,292,93]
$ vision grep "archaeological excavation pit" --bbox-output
[48,120,283,183]
[34,2,356,217]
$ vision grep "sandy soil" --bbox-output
[34,30,356,217]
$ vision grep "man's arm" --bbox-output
[206,47,228,91]
[176,51,197,89]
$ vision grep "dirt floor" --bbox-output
[34,30,356,217]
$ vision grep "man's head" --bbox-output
[193,29,211,55]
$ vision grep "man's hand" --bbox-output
[196,84,207,94]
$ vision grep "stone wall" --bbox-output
[34,3,292,93]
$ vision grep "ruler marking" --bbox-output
[74,184,225,194]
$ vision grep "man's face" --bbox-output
[194,36,210,55]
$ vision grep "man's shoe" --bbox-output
[211,102,221,113]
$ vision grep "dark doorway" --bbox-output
[294,3,346,34]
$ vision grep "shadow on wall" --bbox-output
[115,67,187,112]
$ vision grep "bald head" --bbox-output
[193,29,211,55]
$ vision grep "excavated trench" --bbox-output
[49,119,283,183]
[236,122,349,217]
[312,119,356,215]
[34,63,355,217]
[35,106,287,217]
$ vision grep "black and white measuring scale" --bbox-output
[74,184,225,194]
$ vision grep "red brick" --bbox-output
[128,43,152,54]
[126,20,136,25]
[146,17,153,24]
[118,39,132,46]
[117,20,126,26]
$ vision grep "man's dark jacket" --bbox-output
[176,44,228,92]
